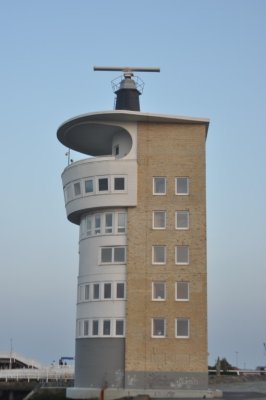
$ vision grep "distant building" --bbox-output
[57,68,209,398]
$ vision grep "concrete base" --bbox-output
[67,387,223,399]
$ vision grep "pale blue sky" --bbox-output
[1,0,266,368]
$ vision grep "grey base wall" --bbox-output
[74,338,207,391]
[125,371,208,390]
[75,338,125,388]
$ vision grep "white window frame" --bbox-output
[97,176,109,193]
[92,319,99,336]
[77,320,82,338]
[113,176,127,192]
[84,178,94,194]
[175,318,190,338]
[84,320,89,337]
[175,211,190,230]
[103,319,111,336]
[73,181,82,197]
[152,211,166,230]
[94,213,101,235]
[175,282,189,301]
[175,177,189,195]
[152,282,166,301]
[175,245,189,265]
[84,284,90,301]
[105,212,113,234]
[117,212,127,233]
[115,319,125,336]
[64,184,72,203]
[153,177,166,195]
[92,283,100,300]
[152,245,166,265]
[100,246,126,265]
[103,282,112,300]
[152,318,166,338]
[116,282,125,299]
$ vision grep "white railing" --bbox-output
[0,365,74,382]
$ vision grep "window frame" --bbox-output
[97,176,109,193]
[103,319,111,336]
[152,282,166,301]
[116,282,125,299]
[153,177,166,195]
[103,282,112,300]
[100,246,126,265]
[84,178,94,194]
[175,318,190,338]
[175,245,189,265]
[115,319,125,336]
[152,211,166,230]
[152,245,166,265]
[175,211,190,230]
[92,319,99,336]
[92,283,100,300]
[113,176,126,192]
[175,177,189,195]
[152,318,166,338]
[175,281,189,301]
[73,181,82,196]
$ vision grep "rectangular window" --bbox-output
[105,213,113,234]
[152,245,166,264]
[116,283,125,299]
[103,320,111,336]
[114,177,125,191]
[117,213,126,233]
[92,320,99,336]
[101,247,126,264]
[64,185,72,202]
[114,247,126,263]
[101,247,112,263]
[104,283,112,299]
[84,320,89,336]
[93,283,100,300]
[176,318,189,338]
[152,318,165,337]
[152,282,166,300]
[85,179,93,193]
[153,211,166,229]
[94,214,101,235]
[84,284,90,300]
[86,215,92,236]
[175,245,189,265]
[74,182,81,196]
[176,177,189,195]
[176,282,189,301]
[176,211,189,230]
[78,285,83,303]
[77,320,82,337]
[98,177,108,192]
[153,177,166,195]
[115,320,124,336]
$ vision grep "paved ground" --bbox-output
[209,379,266,399]
[223,392,266,399]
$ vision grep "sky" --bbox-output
[0,0,266,369]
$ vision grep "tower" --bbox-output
[57,67,209,399]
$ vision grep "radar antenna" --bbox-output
[93,66,160,111]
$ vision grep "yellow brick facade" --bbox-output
[126,122,207,373]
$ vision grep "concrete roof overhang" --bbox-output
[57,110,210,156]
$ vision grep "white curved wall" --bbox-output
[62,157,137,221]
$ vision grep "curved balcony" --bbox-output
[62,156,137,224]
